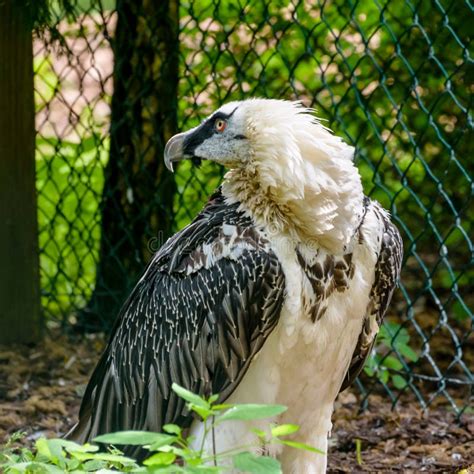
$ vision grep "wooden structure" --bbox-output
[0,2,41,343]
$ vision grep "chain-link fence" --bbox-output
[33,0,473,415]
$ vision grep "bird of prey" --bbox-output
[69,99,403,473]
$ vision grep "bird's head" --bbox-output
[164,98,354,180]
[165,98,364,252]
[164,101,252,172]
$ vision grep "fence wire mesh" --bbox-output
[33,0,473,415]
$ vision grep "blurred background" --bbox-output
[1,0,472,427]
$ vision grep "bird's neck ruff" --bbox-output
[221,104,365,254]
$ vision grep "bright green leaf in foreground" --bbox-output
[162,424,182,435]
[271,424,300,438]
[279,439,325,455]
[398,344,418,362]
[143,451,177,466]
[94,431,174,446]
[35,437,53,460]
[172,383,210,409]
[69,451,136,464]
[189,405,214,420]
[208,394,219,404]
[251,428,267,439]
[211,403,232,411]
[217,404,287,422]
[392,374,408,389]
[7,461,65,474]
[233,451,282,474]
[1,388,323,474]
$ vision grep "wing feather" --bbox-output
[68,190,285,453]
[340,204,403,391]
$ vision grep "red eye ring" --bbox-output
[215,119,227,133]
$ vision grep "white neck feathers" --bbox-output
[221,100,364,255]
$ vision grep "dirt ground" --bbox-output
[0,334,472,473]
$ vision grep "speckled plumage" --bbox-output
[68,190,285,453]
[340,201,403,392]
[69,99,403,472]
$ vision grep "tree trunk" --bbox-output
[78,0,179,330]
[0,1,41,343]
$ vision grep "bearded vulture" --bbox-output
[69,99,403,473]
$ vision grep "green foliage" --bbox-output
[36,134,108,321]
[0,384,323,473]
[233,452,281,474]
[0,436,138,473]
[364,322,418,389]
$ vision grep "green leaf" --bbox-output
[172,383,209,408]
[71,451,136,464]
[42,440,68,467]
[147,435,179,451]
[189,404,213,420]
[233,452,282,474]
[7,461,64,474]
[162,424,182,435]
[217,404,287,422]
[35,438,52,460]
[271,424,300,438]
[279,440,325,454]
[381,355,403,371]
[251,428,267,439]
[398,344,418,362]
[65,457,81,470]
[94,431,174,446]
[61,441,99,454]
[380,369,390,384]
[208,394,219,404]
[183,467,221,473]
[143,452,176,466]
[211,403,233,411]
[148,444,186,457]
[81,459,108,471]
[392,374,408,389]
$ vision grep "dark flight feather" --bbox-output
[67,190,285,456]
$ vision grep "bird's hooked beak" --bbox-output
[164,106,241,172]
[164,132,188,173]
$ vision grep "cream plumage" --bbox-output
[69,99,402,473]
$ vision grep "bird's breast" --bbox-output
[226,226,379,426]
[189,215,382,469]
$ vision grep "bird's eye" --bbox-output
[215,119,227,133]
